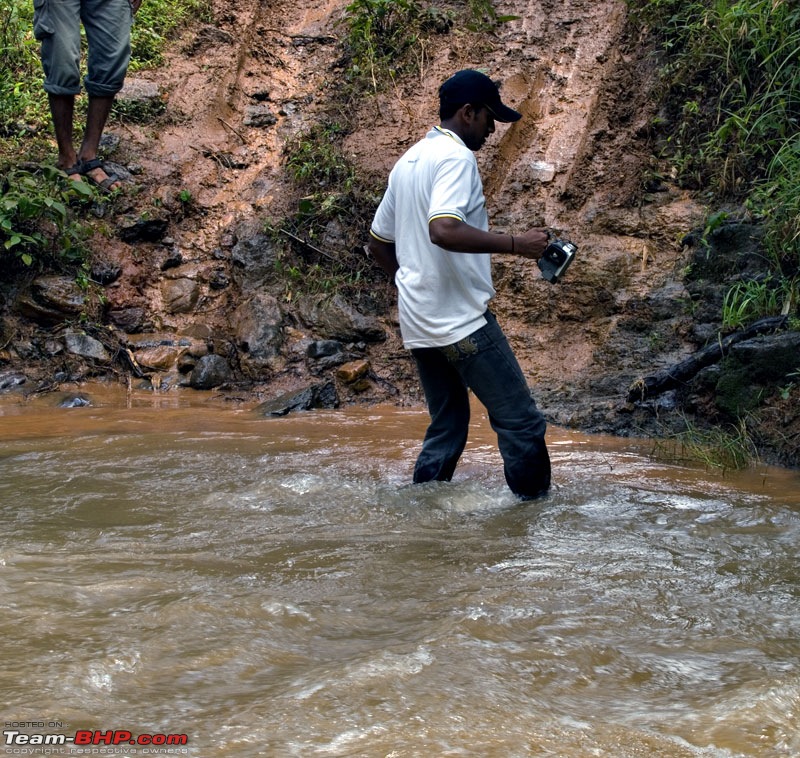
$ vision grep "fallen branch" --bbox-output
[628,315,789,401]
[276,227,338,262]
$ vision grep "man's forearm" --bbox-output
[366,237,399,280]
[429,217,547,259]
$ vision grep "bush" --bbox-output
[630,0,800,196]
[629,0,800,324]
[0,0,49,135]
[0,166,94,269]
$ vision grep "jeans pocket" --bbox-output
[33,0,55,40]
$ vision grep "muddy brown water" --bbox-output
[1,388,798,757]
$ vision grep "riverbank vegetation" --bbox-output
[627,0,799,327]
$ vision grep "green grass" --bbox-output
[721,275,794,330]
[629,0,800,325]
[630,0,800,196]
[652,415,760,471]
[337,0,512,90]
[130,0,211,69]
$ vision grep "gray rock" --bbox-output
[63,332,111,362]
[0,372,26,391]
[115,77,165,122]
[108,306,146,333]
[243,104,277,127]
[161,278,200,314]
[58,394,91,408]
[15,276,85,323]
[234,294,283,361]
[118,216,169,243]
[297,294,385,343]
[307,340,344,359]
[255,381,339,416]
[230,221,279,288]
[189,354,231,389]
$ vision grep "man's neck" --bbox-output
[439,118,465,142]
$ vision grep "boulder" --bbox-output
[161,278,200,314]
[189,354,231,389]
[233,293,284,363]
[14,276,85,324]
[255,381,339,416]
[63,331,111,362]
[297,294,385,343]
[230,220,279,288]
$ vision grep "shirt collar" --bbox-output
[432,125,465,146]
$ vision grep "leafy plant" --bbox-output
[750,136,800,280]
[339,0,425,87]
[0,166,93,268]
[629,0,800,195]
[629,0,800,327]
[284,122,355,192]
[0,0,50,135]
[465,0,520,32]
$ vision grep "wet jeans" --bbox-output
[411,310,551,499]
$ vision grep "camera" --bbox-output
[538,238,577,283]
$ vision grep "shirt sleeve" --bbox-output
[428,155,476,224]
[370,181,396,243]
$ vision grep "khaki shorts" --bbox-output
[34,0,133,97]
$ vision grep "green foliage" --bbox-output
[278,121,387,300]
[285,122,356,192]
[629,0,800,325]
[465,0,520,32]
[339,0,426,87]
[0,0,49,133]
[653,415,759,470]
[629,0,800,196]
[0,0,208,150]
[130,0,212,69]
[750,136,800,280]
[338,0,513,86]
[721,275,793,330]
[0,166,94,268]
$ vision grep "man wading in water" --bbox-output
[367,69,551,499]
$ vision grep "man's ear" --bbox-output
[459,103,477,122]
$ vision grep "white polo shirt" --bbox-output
[370,126,494,349]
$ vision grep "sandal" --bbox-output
[78,157,122,193]
[61,162,84,180]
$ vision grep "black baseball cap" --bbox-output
[439,69,522,123]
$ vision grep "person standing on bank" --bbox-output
[367,69,552,499]
[33,0,143,192]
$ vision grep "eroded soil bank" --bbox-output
[1,0,798,467]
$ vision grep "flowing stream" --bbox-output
[1,388,798,757]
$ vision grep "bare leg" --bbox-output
[48,93,81,179]
[78,95,121,191]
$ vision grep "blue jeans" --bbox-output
[411,311,551,499]
[34,0,133,97]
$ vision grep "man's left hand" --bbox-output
[513,228,549,259]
